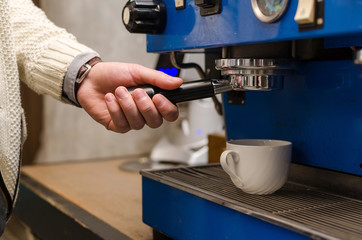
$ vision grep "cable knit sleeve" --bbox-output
[8,0,98,100]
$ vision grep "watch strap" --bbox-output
[74,56,102,103]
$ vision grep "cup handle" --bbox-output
[220,150,244,187]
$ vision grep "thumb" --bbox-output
[131,64,183,90]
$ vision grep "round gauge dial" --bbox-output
[251,0,289,23]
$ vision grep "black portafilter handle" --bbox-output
[127,79,228,104]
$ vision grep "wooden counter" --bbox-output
[14,158,153,240]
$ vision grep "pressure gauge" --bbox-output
[251,0,289,23]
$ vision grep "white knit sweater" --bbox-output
[0,0,95,203]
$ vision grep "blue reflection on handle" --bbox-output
[158,67,179,77]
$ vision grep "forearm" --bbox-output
[8,0,97,100]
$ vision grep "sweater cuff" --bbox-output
[62,52,100,107]
[30,38,97,101]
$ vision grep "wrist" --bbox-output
[75,57,102,103]
[62,53,101,107]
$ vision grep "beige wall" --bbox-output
[35,0,164,163]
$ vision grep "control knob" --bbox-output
[122,0,166,34]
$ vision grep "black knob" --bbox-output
[122,0,167,34]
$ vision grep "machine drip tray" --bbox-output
[141,164,362,240]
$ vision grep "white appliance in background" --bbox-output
[150,53,224,167]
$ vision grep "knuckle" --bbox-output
[121,102,135,112]
[127,63,142,74]
[118,124,131,133]
[132,124,144,130]
[106,121,113,131]
[106,120,131,133]
[148,118,163,129]
[130,120,145,130]
[165,110,179,122]
[140,104,154,114]
[119,128,131,133]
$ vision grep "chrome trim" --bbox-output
[212,80,233,94]
[215,58,293,91]
[251,0,289,23]
[229,74,283,91]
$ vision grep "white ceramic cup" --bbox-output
[220,139,292,195]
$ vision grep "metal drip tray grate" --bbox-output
[141,164,362,240]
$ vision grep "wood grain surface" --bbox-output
[21,158,153,240]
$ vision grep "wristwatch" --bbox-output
[74,56,102,99]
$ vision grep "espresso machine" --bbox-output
[122,0,362,239]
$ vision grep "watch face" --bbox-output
[251,0,289,23]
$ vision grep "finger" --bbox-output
[152,94,179,122]
[128,64,183,90]
[132,89,163,128]
[115,86,145,130]
[104,93,130,133]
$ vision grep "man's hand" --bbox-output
[77,62,183,133]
